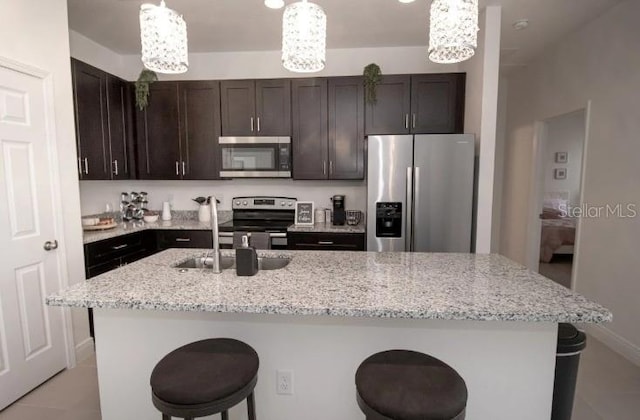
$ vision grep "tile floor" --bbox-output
[1,335,639,420]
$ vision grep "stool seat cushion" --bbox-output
[150,338,259,405]
[356,350,467,420]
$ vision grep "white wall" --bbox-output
[69,30,128,79]
[461,6,502,253]
[0,1,90,358]
[79,180,366,216]
[543,110,585,206]
[500,0,640,362]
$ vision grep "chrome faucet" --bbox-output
[210,196,221,273]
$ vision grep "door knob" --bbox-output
[43,240,58,251]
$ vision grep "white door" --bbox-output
[0,63,67,409]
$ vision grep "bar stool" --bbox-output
[355,350,467,420]
[150,338,259,420]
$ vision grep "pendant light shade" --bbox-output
[140,1,189,74]
[428,0,479,64]
[282,0,327,73]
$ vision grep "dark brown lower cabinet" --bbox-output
[156,230,213,250]
[287,232,365,251]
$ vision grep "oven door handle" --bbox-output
[218,232,287,238]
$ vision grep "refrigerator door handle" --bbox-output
[413,167,421,251]
[406,167,413,252]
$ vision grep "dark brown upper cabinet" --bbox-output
[136,81,221,180]
[221,79,291,136]
[179,81,221,180]
[364,75,411,135]
[365,73,465,135]
[292,77,364,180]
[291,78,328,180]
[410,73,465,134]
[328,77,365,180]
[105,76,134,180]
[71,59,134,180]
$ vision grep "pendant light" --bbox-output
[139,0,189,74]
[282,0,327,73]
[428,0,479,64]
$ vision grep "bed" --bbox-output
[540,192,576,263]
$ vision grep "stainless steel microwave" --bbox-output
[218,137,291,178]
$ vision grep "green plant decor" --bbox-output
[363,63,382,104]
[135,69,158,111]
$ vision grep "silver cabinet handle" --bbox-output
[175,238,191,242]
[405,167,413,252]
[78,158,82,175]
[318,241,334,245]
[84,158,89,174]
[113,160,119,176]
[175,161,180,176]
[405,114,409,129]
[412,113,417,129]
[250,117,255,132]
[182,161,186,176]
[329,161,334,175]
[257,117,261,132]
[323,161,327,175]
[43,240,58,251]
[112,244,128,250]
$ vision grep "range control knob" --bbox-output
[243,201,248,206]
[281,201,286,206]
[288,202,293,207]
[235,200,241,206]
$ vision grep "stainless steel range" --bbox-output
[218,196,297,249]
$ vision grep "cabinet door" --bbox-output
[220,80,256,136]
[105,76,131,179]
[72,59,109,180]
[136,82,182,179]
[156,230,213,250]
[364,75,411,135]
[255,79,291,136]
[410,73,465,134]
[179,81,221,180]
[288,232,365,251]
[291,78,328,180]
[328,77,364,180]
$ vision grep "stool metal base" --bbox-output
[153,375,258,420]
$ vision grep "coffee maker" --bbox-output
[331,195,346,226]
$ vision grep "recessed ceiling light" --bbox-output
[398,0,416,3]
[265,0,285,9]
[513,19,529,31]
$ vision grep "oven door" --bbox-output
[219,137,291,178]
[219,232,288,250]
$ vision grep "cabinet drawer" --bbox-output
[84,232,146,267]
[156,230,213,250]
[288,232,365,251]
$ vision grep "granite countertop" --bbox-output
[83,214,365,244]
[47,249,611,323]
[287,221,366,234]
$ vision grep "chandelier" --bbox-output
[428,0,479,64]
[282,0,327,73]
[139,1,189,74]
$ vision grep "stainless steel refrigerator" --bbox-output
[367,134,475,252]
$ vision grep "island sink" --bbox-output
[174,255,291,271]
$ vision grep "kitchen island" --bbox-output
[48,249,611,420]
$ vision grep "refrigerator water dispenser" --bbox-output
[376,202,402,238]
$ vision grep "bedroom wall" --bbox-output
[500,0,640,364]
[543,110,585,207]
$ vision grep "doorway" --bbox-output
[528,108,588,289]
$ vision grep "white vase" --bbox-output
[198,204,211,223]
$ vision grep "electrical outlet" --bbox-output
[276,369,294,395]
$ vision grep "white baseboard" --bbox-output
[75,337,95,363]
[585,324,640,367]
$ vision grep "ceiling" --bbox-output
[67,0,622,67]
